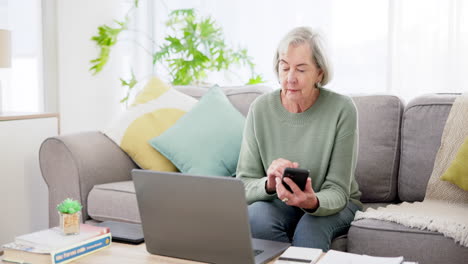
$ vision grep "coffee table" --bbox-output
[1,242,281,264]
[73,242,208,264]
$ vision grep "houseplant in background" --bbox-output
[90,0,264,105]
[57,198,82,235]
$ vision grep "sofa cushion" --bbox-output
[351,95,404,202]
[361,202,393,211]
[348,218,468,264]
[149,86,245,176]
[399,94,456,202]
[175,84,273,116]
[87,181,140,223]
[330,235,347,252]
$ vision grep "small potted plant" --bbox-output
[57,198,82,235]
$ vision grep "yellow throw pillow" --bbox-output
[103,77,198,171]
[441,136,468,191]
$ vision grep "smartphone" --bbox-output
[282,167,310,193]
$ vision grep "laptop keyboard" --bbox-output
[253,249,264,256]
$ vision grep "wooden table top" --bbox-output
[2,242,280,264]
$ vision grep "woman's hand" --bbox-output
[276,177,319,210]
[265,158,299,193]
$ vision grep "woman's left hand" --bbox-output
[276,177,319,210]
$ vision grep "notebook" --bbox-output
[132,169,290,264]
[277,246,323,263]
[317,250,405,264]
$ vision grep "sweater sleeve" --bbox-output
[307,100,359,216]
[236,106,277,204]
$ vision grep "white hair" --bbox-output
[273,27,332,86]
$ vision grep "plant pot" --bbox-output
[59,211,81,235]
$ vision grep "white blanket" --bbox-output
[355,200,468,247]
[355,93,468,247]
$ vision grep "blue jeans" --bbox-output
[248,199,360,251]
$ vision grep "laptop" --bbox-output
[132,169,290,264]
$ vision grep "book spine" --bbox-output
[52,233,112,264]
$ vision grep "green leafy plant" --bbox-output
[57,198,83,214]
[89,18,129,74]
[89,0,139,75]
[154,8,263,85]
[90,3,263,104]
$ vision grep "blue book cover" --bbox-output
[52,233,112,264]
[3,233,112,264]
[15,224,110,251]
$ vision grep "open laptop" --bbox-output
[132,169,290,264]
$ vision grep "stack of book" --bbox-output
[2,224,111,264]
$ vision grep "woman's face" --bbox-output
[278,44,323,102]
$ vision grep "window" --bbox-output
[145,0,467,101]
[0,0,43,112]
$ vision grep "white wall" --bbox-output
[0,116,57,245]
[56,0,130,134]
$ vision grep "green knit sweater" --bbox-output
[236,88,362,216]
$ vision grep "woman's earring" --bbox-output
[315,82,321,88]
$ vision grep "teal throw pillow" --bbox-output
[148,86,245,176]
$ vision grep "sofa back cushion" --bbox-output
[175,85,273,116]
[398,94,456,202]
[351,95,404,203]
[177,87,405,203]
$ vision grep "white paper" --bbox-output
[277,246,323,263]
[317,250,404,264]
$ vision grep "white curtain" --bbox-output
[136,0,468,101]
[389,0,468,102]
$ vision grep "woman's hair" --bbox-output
[273,26,332,87]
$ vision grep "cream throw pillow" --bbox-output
[104,77,198,171]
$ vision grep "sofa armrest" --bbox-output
[39,131,137,227]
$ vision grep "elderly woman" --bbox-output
[236,27,362,251]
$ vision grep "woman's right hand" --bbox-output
[265,158,299,193]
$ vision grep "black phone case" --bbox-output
[282,168,309,193]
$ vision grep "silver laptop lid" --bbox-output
[132,169,256,264]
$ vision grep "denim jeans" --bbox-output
[248,199,360,251]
